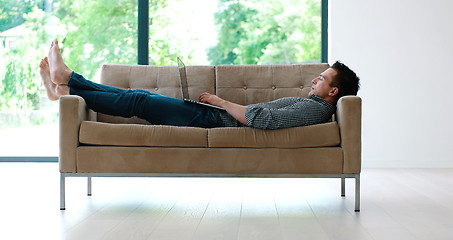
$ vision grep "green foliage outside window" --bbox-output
[0,0,34,32]
[208,0,321,65]
[55,0,139,78]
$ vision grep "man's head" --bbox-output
[308,61,360,105]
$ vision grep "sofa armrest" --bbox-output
[59,95,95,172]
[336,96,362,174]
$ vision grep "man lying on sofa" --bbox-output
[40,39,360,130]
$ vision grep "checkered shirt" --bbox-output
[218,95,336,130]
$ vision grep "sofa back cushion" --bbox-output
[98,64,215,124]
[97,63,330,124]
[215,63,329,105]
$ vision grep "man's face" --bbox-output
[308,68,338,99]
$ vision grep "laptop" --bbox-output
[177,57,225,110]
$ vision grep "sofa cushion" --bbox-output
[208,122,340,148]
[79,121,208,147]
[98,64,216,124]
[215,64,330,105]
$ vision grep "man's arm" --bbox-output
[199,92,247,126]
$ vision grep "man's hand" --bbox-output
[198,92,248,126]
[199,92,225,107]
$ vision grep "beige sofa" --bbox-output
[59,63,362,211]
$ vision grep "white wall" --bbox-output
[329,0,453,168]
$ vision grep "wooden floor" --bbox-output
[1,163,453,240]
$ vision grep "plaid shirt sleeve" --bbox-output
[244,95,336,130]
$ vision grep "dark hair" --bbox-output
[330,61,360,99]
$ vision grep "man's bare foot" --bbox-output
[40,57,69,101]
[40,57,59,101]
[48,39,72,85]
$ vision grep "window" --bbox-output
[0,0,325,160]
[0,0,137,158]
[143,0,324,65]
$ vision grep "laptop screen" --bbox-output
[177,57,190,100]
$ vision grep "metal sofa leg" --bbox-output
[60,173,66,210]
[355,174,360,212]
[341,177,346,197]
[87,177,92,196]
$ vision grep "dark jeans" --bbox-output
[67,72,223,128]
